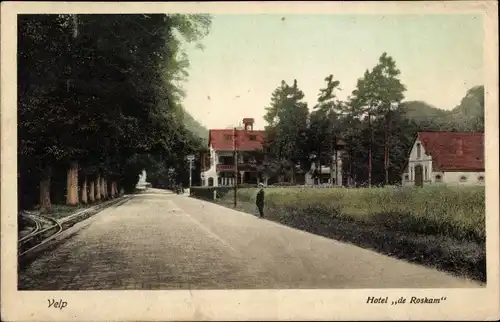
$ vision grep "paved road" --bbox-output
[19,189,481,290]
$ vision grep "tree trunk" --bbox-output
[330,135,334,185]
[317,149,321,184]
[110,181,115,198]
[334,137,338,186]
[384,110,391,185]
[39,164,52,213]
[95,175,101,201]
[349,145,353,187]
[368,112,372,188]
[101,178,106,200]
[66,161,79,206]
[81,176,88,204]
[89,180,95,203]
[105,179,109,199]
[100,177,104,200]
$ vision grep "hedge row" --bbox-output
[189,184,258,200]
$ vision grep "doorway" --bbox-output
[414,165,423,187]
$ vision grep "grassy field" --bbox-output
[210,185,486,281]
[233,185,485,242]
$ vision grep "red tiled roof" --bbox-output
[417,132,484,171]
[208,129,266,151]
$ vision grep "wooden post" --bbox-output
[368,111,372,188]
[233,127,238,207]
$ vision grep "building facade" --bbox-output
[402,132,484,186]
[200,118,266,187]
[200,117,347,187]
[304,142,346,186]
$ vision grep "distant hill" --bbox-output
[401,85,484,132]
[182,109,209,145]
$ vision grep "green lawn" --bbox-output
[228,185,485,242]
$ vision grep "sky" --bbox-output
[181,14,483,130]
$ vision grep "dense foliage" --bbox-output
[261,52,484,186]
[18,14,212,211]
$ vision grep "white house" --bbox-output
[200,118,266,187]
[304,149,344,186]
[402,132,484,186]
[200,117,346,187]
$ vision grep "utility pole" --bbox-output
[330,115,334,185]
[233,127,238,207]
[384,109,391,186]
[368,109,372,188]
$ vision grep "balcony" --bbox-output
[216,164,235,172]
[216,163,263,172]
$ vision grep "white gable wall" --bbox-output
[402,138,433,186]
[200,144,218,187]
[402,137,485,186]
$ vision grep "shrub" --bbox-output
[190,186,233,200]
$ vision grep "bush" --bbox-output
[190,186,233,200]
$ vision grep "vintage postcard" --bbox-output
[1,1,499,321]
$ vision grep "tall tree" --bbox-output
[264,80,309,183]
[17,14,212,214]
[311,75,343,185]
[18,14,75,212]
[347,53,406,186]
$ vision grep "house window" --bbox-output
[478,176,484,182]
[404,174,409,181]
[224,134,232,141]
[435,174,442,182]
[416,143,421,159]
[249,134,257,141]
[460,175,467,182]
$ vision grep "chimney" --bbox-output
[456,139,463,156]
[242,118,254,131]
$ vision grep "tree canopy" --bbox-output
[18,14,212,211]
[261,52,484,186]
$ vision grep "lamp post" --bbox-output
[187,154,195,189]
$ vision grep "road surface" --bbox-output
[19,188,481,290]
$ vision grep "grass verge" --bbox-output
[198,185,486,282]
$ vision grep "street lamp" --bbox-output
[186,154,195,188]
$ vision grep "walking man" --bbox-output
[256,183,265,218]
